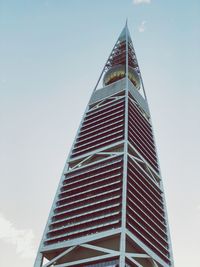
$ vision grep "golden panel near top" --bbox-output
[103,65,141,90]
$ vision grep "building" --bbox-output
[34,23,174,267]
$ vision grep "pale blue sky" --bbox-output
[0,1,200,267]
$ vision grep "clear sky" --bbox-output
[0,0,200,266]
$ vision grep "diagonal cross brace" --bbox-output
[80,243,120,255]
[43,246,76,267]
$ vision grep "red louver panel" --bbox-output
[71,98,125,158]
[126,157,170,264]
[44,156,123,246]
[128,98,159,173]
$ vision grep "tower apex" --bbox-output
[102,22,140,89]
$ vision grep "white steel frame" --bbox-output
[34,22,174,267]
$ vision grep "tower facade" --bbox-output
[34,24,173,267]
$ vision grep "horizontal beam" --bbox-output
[41,228,121,253]
[54,253,118,267]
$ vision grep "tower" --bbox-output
[34,23,174,267]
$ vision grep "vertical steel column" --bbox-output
[119,22,129,267]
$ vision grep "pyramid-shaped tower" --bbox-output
[34,23,174,267]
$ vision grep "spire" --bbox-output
[118,20,131,42]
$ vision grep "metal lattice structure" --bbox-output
[34,23,174,267]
